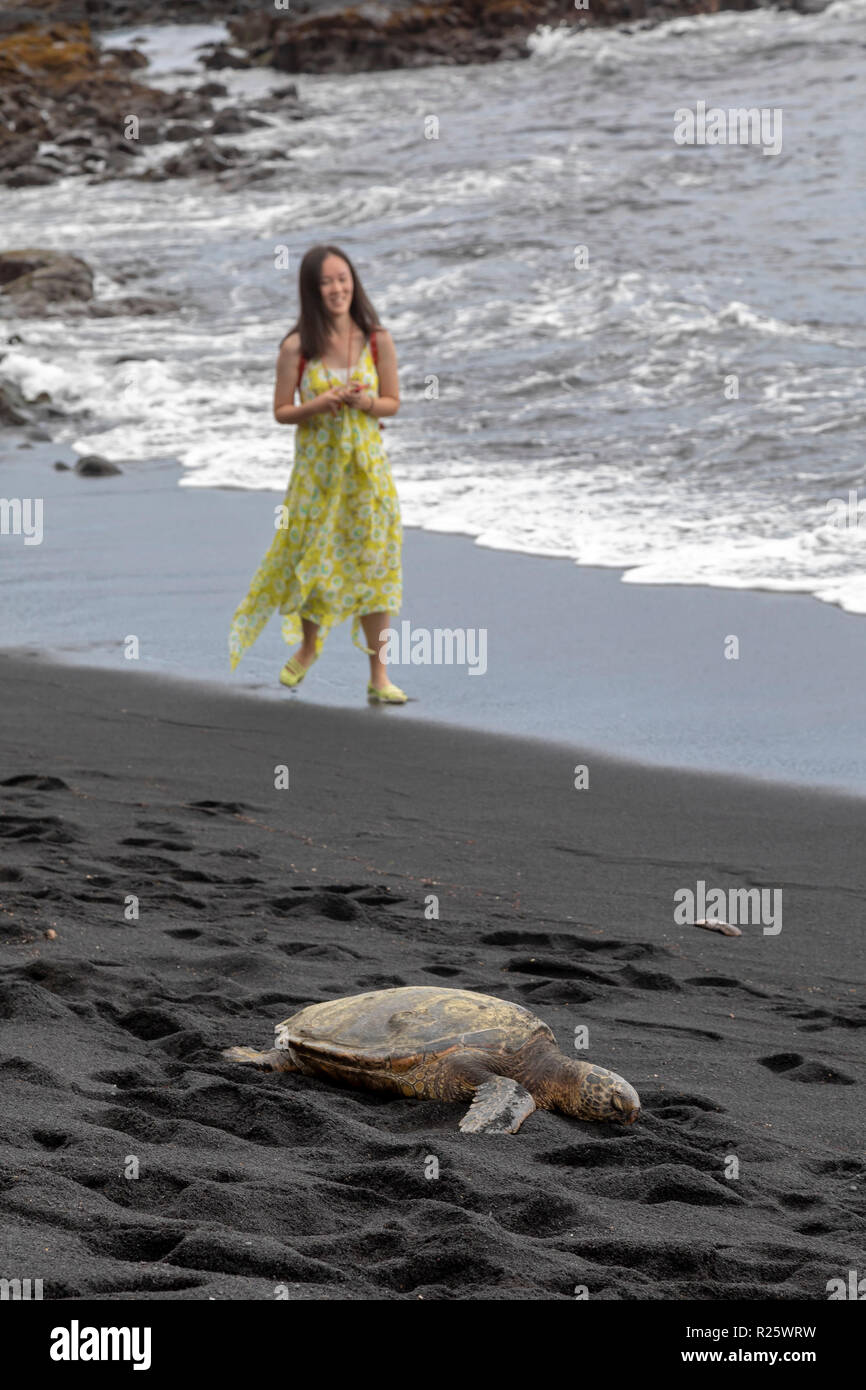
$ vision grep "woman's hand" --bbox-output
[341,382,374,412]
[313,388,346,416]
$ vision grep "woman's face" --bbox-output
[320,256,353,317]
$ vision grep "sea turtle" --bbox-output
[222,985,640,1133]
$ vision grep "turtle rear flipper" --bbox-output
[459,1076,536,1134]
[222,1046,297,1073]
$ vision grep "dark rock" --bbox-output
[0,250,94,316]
[4,166,57,187]
[74,454,122,476]
[111,137,144,157]
[53,460,71,469]
[11,1,264,28]
[163,122,203,142]
[164,91,216,120]
[106,45,149,70]
[0,250,86,289]
[89,294,178,316]
[27,151,68,171]
[0,379,33,426]
[148,136,245,179]
[211,107,268,134]
[0,11,48,37]
[130,125,167,147]
[0,247,176,319]
[252,90,309,116]
[196,81,229,97]
[200,43,253,70]
[0,137,40,170]
[54,132,94,146]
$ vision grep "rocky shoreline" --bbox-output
[0,0,831,190]
[0,18,311,191]
[226,0,733,75]
[225,0,831,76]
[0,246,185,436]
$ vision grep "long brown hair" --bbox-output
[281,245,382,356]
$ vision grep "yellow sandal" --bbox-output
[279,654,316,689]
[367,680,408,704]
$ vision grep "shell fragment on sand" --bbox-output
[694,919,742,937]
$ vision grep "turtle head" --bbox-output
[565,1064,641,1126]
[607,1074,641,1126]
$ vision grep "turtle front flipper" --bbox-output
[222,1046,297,1073]
[459,1076,537,1134]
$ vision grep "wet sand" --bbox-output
[2,440,866,792]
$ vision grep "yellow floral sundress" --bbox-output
[228,337,402,669]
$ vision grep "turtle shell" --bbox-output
[275,986,552,1072]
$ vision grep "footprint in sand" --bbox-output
[1,774,69,790]
[758,1052,855,1084]
[0,813,76,844]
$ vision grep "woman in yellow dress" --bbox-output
[228,244,407,703]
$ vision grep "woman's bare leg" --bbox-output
[360,611,391,688]
[290,617,319,668]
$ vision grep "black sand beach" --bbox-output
[0,0,863,1343]
[1,653,864,1301]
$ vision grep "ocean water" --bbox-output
[3,3,865,613]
